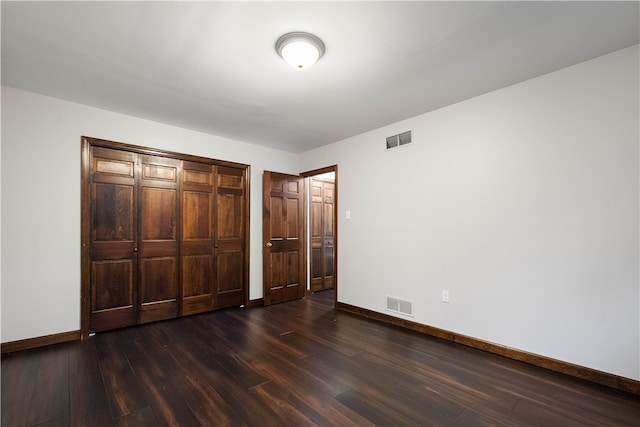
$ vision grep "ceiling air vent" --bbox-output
[386,130,412,150]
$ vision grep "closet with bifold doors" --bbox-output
[81,137,249,335]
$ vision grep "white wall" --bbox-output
[0,86,299,343]
[300,46,640,380]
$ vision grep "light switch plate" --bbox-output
[442,290,450,303]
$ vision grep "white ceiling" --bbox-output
[2,1,639,153]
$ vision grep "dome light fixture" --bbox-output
[276,32,325,70]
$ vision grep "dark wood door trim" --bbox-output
[80,139,91,339]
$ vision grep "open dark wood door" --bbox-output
[263,171,306,305]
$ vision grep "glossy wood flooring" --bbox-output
[3,290,639,426]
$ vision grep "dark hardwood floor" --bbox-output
[3,290,639,426]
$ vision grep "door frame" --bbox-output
[301,165,338,305]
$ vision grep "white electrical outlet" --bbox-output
[442,290,450,303]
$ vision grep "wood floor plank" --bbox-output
[552,379,640,425]
[25,345,70,426]
[1,350,40,427]
[93,330,151,418]
[225,310,318,361]
[246,350,375,425]
[114,405,161,427]
[249,380,329,426]
[66,339,99,376]
[164,336,284,426]
[313,349,465,425]
[511,397,604,426]
[163,326,271,391]
[33,416,69,427]
[172,371,248,426]
[70,370,113,427]
[121,338,202,426]
[251,348,351,398]
[139,318,201,348]
[452,408,512,426]
[335,387,450,426]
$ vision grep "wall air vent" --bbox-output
[386,295,414,317]
[386,130,412,150]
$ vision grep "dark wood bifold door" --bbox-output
[214,166,246,309]
[88,147,138,332]
[83,137,249,335]
[310,178,335,292]
[263,171,305,305]
[138,154,180,323]
[181,160,215,316]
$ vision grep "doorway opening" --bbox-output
[262,165,337,307]
[302,165,337,305]
[300,165,338,306]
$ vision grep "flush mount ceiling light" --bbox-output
[276,32,325,70]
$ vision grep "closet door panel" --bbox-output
[91,260,135,331]
[138,155,179,323]
[89,147,137,332]
[141,188,177,240]
[181,254,213,314]
[180,161,215,315]
[216,252,242,292]
[139,257,178,323]
[215,166,245,308]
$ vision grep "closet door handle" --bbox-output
[266,242,273,248]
